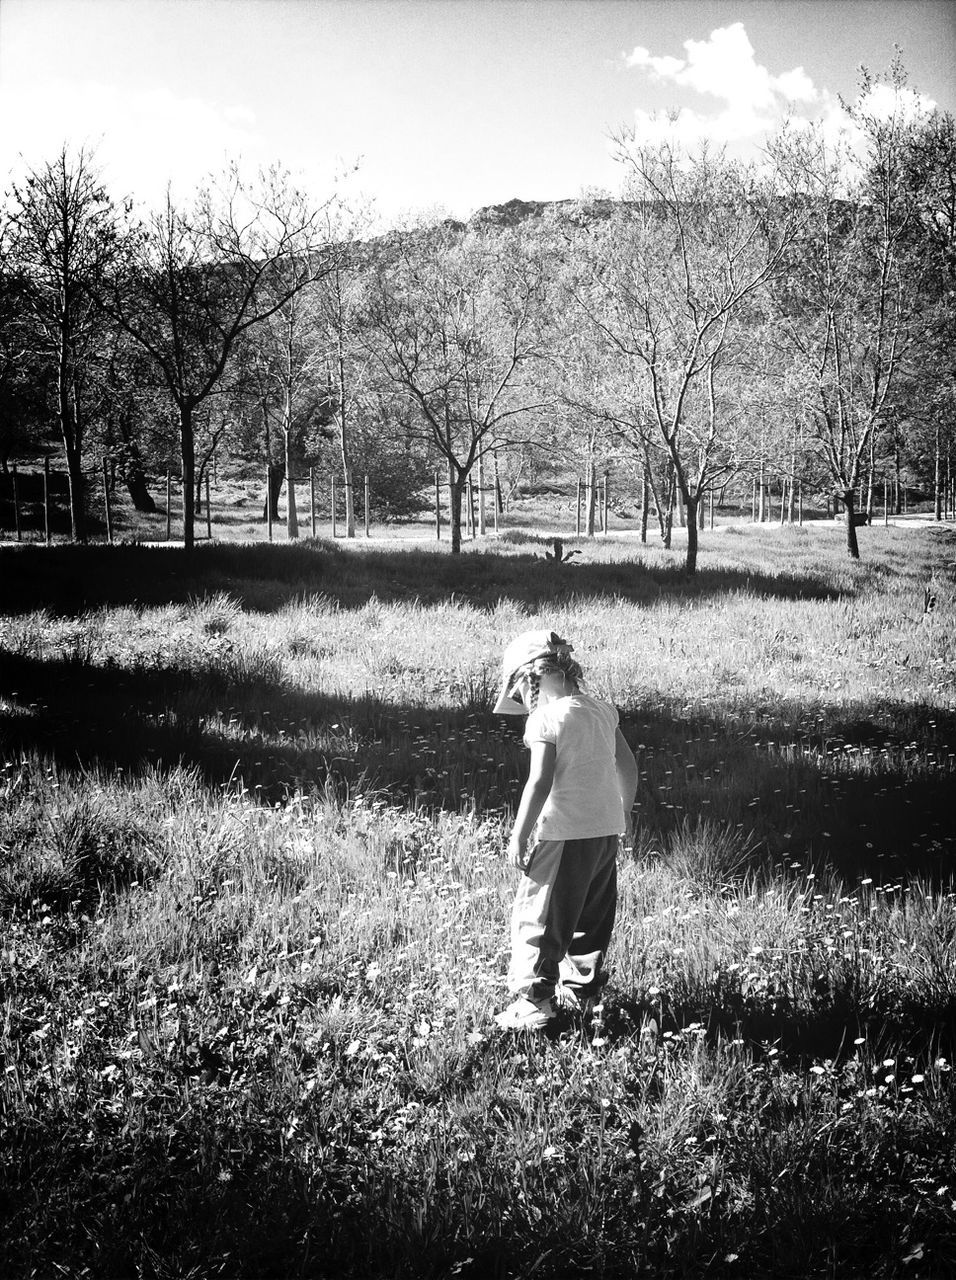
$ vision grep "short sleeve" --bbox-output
[523,705,556,747]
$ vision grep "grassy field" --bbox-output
[1,521,955,1278]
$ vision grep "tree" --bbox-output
[565,146,800,573]
[91,321,169,513]
[768,66,931,557]
[7,146,119,539]
[900,109,956,518]
[249,280,323,539]
[103,166,340,549]
[316,249,375,538]
[0,225,51,472]
[364,223,550,553]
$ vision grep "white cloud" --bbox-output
[624,22,822,150]
[856,82,936,123]
[0,78,264,207]
[626,47,685,79]
[774,68,817,105]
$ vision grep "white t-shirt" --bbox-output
[523,693,625,839]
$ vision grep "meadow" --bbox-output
[1,519,955,1278]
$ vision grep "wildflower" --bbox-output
[810,1065,825,1075]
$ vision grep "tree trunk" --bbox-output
[585,457,596,536]
[866,432,875,517]
[180,403,196,551]
[262,464,284,522]
[284,412,299,540]
[640,468,649,544]
[843,488,860,560]
[56,333,87,541]
[449,473,464,554]
[121,448,156,512]
[684,493,699,574]
[477,450,486,535]
[934,420,942,521]
[63,435,86,543]
[662,481,675,550]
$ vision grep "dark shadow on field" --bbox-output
[0,649,526,813]
[13,1092,953,1280]
[0,540,846,617]
[599,981,956,1071]
[624,694,956,885]
[2,646,954,888]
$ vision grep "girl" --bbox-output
[493,630,638,1030]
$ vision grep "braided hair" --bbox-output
[514,648,584,714]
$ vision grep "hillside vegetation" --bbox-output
[1,524,955,1278]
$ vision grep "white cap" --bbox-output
[492,629,575,715]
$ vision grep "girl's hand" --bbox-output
[507,836,530,870]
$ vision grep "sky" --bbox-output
[1,0,954,228]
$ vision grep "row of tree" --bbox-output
[1,61,953,570]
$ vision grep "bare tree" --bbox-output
[7,146,119,539]
[102,166,340,549]
[565,144,800,572]
[768,67,930,557]
[363,223,550,553]
[250,283,325,539]
[316,249,375,538]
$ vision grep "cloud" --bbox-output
[624,22,823,149]
[0,78,264,206]
[856,82,936,123]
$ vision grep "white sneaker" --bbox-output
[553,984,578,1009]
[494,996,555,1030]
[554,986,600,1020]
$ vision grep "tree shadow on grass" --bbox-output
[0,540,846,618]
[2,648,954,888]
[0,648,525,812]
[3,1010,955,1280]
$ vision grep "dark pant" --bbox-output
[507,834,618,1001]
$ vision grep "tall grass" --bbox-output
[1,523,955,1277]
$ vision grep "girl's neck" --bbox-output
[535,672,576,709]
